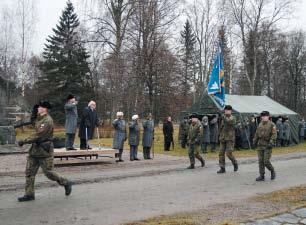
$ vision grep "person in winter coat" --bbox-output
[142,113,154,159]
[282,118,290,146]
[129,115,140,161]
[163,116,174,151]
[64,94,78,150]
[210,115,219,151]
[298,119,305,142]
[113,112,127,162]
[276,117,284,147]
[201,116,210,153]
[78,101,99,150]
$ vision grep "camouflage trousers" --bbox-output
[219,141,237,169]
[25,156,69,196]
[188,144,204,165]
[257,148,274,175]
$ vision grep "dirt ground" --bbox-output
[1,151,306,225]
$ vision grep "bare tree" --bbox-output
[228,0,292,95]
[15,0,37,96]
[186,0,217,99]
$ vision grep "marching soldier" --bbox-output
[186,113,205,169]
[253,111,277,181]
[217,105,238,174]
[17,100,72,202]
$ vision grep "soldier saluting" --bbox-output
[17,100,72,202]
[253,111,277,181]
[186,113,205,169]
[217,105,238,174]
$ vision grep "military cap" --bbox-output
[67,94,75,100]
[38,100,52,109]
[189,113,199,119]
[224,105,233,110]
[260,111,270,117]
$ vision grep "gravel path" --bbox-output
[1,154,306,225]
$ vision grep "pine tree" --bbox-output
[39,1,93,123]
[180,20,196,102]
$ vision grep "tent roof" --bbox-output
[225,95,298,116]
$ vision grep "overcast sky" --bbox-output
[1,0,306,54]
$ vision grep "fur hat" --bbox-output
[67,94,75,101]
[116,111,124,117]
[132,114,139,120]
[224,105,233,110]
[38,100,52,109]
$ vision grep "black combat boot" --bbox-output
[200,158,205,167]
[271,170,276,180]
[234,163,238,172]
[65,181,72,196]
[18,195,35,202]
[217,168,226,174]
[187,164,195,169]
[255,175,265,181]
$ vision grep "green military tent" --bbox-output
[182,93,301,144]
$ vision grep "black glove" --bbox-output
[18,140,24,147]
[267,142,274,149]
[195,138,201,145]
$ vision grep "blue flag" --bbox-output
[207,44,225,107]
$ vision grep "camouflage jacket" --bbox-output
[25,114,54,157]
[188,121,203,145]
[253,120,277,148]
[219,115,236,142]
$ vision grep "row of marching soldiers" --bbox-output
[181,105,276,182]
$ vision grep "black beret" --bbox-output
[38,100,52,109]
[224,105,233,110]
[67,94,75,100]
[260,111,270,117]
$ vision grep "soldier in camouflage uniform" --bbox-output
[253,111,277,181]
[186,114,205,169]
[17,101,72,202]
[178,117,189,148]
[217,105,238,174]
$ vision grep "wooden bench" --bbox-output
[54,149,118,161]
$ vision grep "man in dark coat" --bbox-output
[78,101,99,150]
[129,115,140,161]
[163,116,174,151]
[276,117,284,147]
[283,118,290,146]
[64,94,78,150]
[142,113,154,159]
[113,111,127,162]
[178,117,189,148]
[249,117,257,148]
[210,115,219,152]
[299,119,305,142]
[201,116,210,153]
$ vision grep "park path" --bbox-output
[0,153,306,225]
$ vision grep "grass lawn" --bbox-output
[16,125,306,159]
